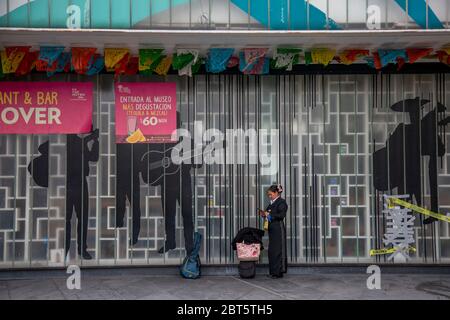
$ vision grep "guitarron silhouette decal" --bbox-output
[373,98,449,224]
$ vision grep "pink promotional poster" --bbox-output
[0,82,93,134]
[115,82,177,144]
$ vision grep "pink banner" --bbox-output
[0,82,93,134]
[115,82,177,144]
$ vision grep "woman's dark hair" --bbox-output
[267,184,283,194]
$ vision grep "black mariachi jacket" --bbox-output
[266,197,288,222]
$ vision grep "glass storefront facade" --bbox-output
[0,73,449,268]
[0,1,450,269]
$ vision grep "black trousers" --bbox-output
[161,173,194,254]
[268,220,287,276]
[116,179,141,243]
[65,180,89,255]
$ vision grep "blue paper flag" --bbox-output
[206,48,234,73]
[377,49,407,68]
[39,46,65,65]
[86,55,105,76]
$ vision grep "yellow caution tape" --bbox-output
[370,246,416,256]
[387,197,450,223]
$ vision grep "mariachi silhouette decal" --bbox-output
[373,98,450,224]
[28,129,99,259]
[115,113,198,254]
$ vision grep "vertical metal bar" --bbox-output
[385,0,388,29]
[287,0,290,30]
[80,74,85,266]
[447,0,449,29]
[338,75,343,262]
[48,0,51,27]
[307,0,310,30]
[248,0,250,30]
[365,0,368,30]
[209,0,212,29]
[426,0,429,29]
[11,133,18,267]
[29,134,34,267]
[129,0,132,29]
[345,0,349,29]
[6,0,9,27]
[170,0,173,28]
[405,0,409,29]
[27,0,31,28]
[114,74,119,266]
[322,74,327,262]
[433,75,439,262]
[247,76,250,228]
[228,0,231,29]
[149,0,152,29]
[95,74,101,264]
[194,76,198,233]
[326,0,330,30]
[219,75,222,263]
[268,0,271,30]
[288,75,295,261]
[206,74,210,262]
[355,75,360,262]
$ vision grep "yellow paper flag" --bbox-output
[104,48,129,70]
[155,56,173,76]
[311,48,336,66]
[1,49,26,73]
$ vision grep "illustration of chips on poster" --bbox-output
[115,82,177,144]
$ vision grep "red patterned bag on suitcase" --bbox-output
[236,242,261,261]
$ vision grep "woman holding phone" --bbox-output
[259,184,288,278]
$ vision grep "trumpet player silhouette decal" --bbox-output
[373,98,450,224]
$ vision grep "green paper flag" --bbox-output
[139,49,164,73]
[173,49,200,77]
[304,52,312,65]
[271,48,302,71]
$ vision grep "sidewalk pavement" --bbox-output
[1,271,449,300]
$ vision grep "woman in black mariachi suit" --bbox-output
[260,184,288,278]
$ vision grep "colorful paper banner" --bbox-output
[72,48,97,75]
[154,56,173,76]
[139,49,164,73]
[311,48,336,66]
[338,50,370,65]
[15,51,38,76]
[272,48,302,71]
[105,48,130,70]
[239,48,269,75]
[206,48,234,73]
[173,49,200,77]
[1,47,30,74]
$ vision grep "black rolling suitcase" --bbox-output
[238,261,256,279]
